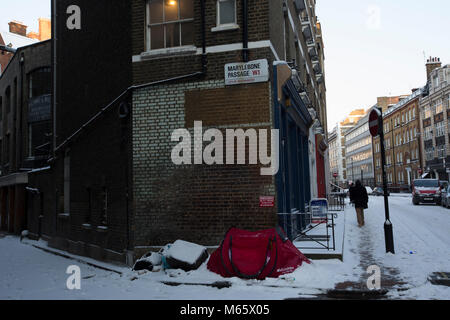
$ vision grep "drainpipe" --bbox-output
[18,53,24,169]
[242,0,249,62]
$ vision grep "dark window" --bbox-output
[147,0,194,50]
[0,96,2,120]
[28,121,51,157]
[29,68,51,98]
[5,87,11,114]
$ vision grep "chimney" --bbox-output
[38,18,51,41]
[426,56,442,80]
[8,21,27,37]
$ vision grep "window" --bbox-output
[146,0,194,51]
[435,99,443,115]
[424,105,431,119]
[101,186,108,226]
[217,0,236,26]
[436,121,445,137]
[28,121,52,157]
[433,74,439,88]
[5,86,11,114]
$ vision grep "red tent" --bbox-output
[207,227,310,280]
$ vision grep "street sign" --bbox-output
[225,59,269,85]
[369,108,382,137]
[333,172,338,178]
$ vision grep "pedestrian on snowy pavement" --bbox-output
[349,180,368,227]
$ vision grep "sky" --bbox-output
[316,0,450,131]
[0,0,50,36]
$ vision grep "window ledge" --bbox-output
[211,24,239,32]
[81,223,92,230]
[57,213,70,219]
[96,226,108,232]
[140,45,197,60]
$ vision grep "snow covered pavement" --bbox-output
[0,196,449,300]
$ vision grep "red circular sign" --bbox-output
[333,173,338,178]
[369,108,382,137]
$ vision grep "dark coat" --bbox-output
[350,185,369,209]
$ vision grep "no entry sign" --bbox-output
[369,108,382,137]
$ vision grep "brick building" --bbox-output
[419,58,450,180]
[0,40,51,234]
[37,0,327,265]
[0,21,40,76]
[373,88,424,192]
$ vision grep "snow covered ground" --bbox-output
[0,196,449,300]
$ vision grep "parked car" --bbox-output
[441,186,450,208]
[440,180,448,191]
[372,187,390,196]
[412,179,441,205]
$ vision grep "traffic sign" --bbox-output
[369,108,382,137]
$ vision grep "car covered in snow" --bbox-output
[412,179,441,205]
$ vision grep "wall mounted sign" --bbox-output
[260,196,275,208]
[28,94,51,123]
[225,59,269,85]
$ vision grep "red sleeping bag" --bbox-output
[207,227,310,280]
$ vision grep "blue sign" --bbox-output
[310,198,328,219]
[28,94,51,123]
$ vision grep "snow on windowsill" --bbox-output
[211,24,239,33]
[81,223,92,230]
[57,213,70,219]
[140,45,197,60]
[96,226,108,232]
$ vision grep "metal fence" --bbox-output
[328,192,346,211]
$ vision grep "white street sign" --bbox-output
[225,59,269,85]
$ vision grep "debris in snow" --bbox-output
[164,240,209,272]
[20,230,29,242]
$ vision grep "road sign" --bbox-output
[333,172,338,178]
[369,108,382,137]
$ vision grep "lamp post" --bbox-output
[370,107,395,254]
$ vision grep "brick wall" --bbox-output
[132,79,277,247]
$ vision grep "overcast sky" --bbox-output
[316,0,450,131]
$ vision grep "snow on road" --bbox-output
[363,195,450,299]
[0,196,449,300]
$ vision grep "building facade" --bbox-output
[373,89,424,192]
[0,40,51,234]
[344,111,375,187]
[419,58,450,180]
[328,109,365,187]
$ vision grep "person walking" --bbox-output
[349,180,368,227]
